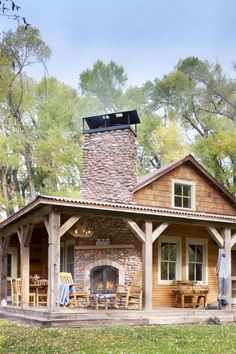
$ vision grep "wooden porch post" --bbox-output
[20,247,30,307]
[17,225,34,308]
[47,210,61,311]
[222,227,232,308]
[142,221,153,311]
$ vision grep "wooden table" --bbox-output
[171,281,209,308]
[30,284,48,306]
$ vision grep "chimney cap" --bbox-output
[82,110,140,134]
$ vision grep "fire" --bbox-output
[96,279,114,291]
[106,279,113,290]
[97,280,103,290]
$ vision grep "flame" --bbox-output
[106,279,113,290]
[97,280,103,290]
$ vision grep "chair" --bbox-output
[11,278,36,307]
[59,272,89,307]
[114,271,142,309]
[36,279,48,306]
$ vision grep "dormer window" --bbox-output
[172,179,195,210]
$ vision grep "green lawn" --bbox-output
[0,320,235,354]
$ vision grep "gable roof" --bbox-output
[134,154,236,208]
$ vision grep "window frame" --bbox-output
[172,179,196,210]
[60,239,75,277]
[186,238,208,285]
[7,247,17,280]
[158,236,182,285]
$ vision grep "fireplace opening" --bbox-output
[90,266,118,294]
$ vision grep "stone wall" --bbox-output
[73,216,142,291]
[81,128,137,204]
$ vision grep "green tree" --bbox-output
[0,26,51,213]
[79,60,128,112]
[144,57,236,193]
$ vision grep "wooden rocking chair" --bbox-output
[114,271,142,309]
[59,272,89,307]
[11,278,36,307]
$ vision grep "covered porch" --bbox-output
[0,195,236,325]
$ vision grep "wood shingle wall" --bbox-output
[135,162,236,215]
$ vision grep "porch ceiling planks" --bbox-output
[207,226,224,248]
[231,232,236,248]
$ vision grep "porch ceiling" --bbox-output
[0,194,236,235]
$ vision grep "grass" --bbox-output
[0,320,235,353]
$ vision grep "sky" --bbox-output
[1,0,236,89]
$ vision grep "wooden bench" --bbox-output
[171,281,209,308]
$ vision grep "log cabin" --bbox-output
[0,109,236,326]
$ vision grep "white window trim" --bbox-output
[158,236,182,285]
[186,238,208,285]
[171,179,196,211]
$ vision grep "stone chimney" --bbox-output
[81,110,140,204]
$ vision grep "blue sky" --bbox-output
[1,0,236,88]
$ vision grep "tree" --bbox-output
[0,26,51,214]
[79,60,128,112]
[34,77,82,197]
[144,57,236,194]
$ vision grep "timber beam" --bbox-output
[152,222,170,243]
[59,215,81,238]
[44,214,81,238]
[17,224,34,248]
[231,233,236,248]
[124,219,145,243]
[0,205,52,237]
[207,226,224,248]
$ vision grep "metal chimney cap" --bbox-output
[82,110,140,134]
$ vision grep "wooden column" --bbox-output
[142,221,153,310]
[20,247,30,307]
[47,210,61,311]
[17,225,34,308]
[223,227,232,308]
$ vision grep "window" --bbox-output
[172,179,195,210]
[7,248,17,279]
[60,240,75,278]
[158,236,182,284]
[186,238,208,284]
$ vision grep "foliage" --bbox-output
[0,321,236,353]
[79,60,128,112]
[144,56,236,194]
[0,26,235,216]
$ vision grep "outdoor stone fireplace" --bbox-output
[90,265,118,294]
[73,217,143,293]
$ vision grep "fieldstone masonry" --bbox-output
[81,128,137,204]
[73,216,142,291]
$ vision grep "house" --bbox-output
[0,110,236,326]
